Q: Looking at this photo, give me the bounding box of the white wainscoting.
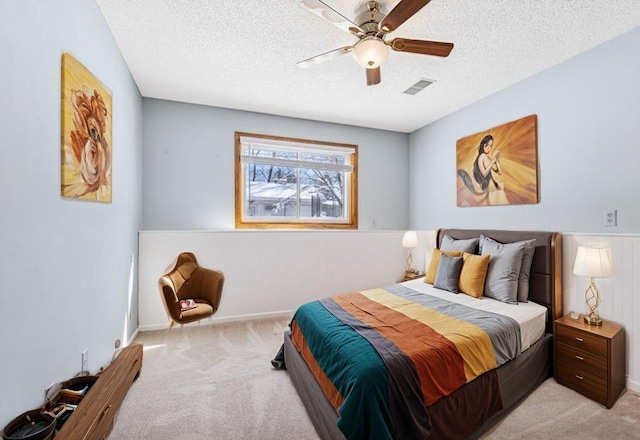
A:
[563,233,640,393]
[138,230,407,331]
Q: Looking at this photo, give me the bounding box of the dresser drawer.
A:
[556,342,607,379]
[556,325,607,357]
[557,361,607,402]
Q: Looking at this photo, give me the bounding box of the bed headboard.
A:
[437,229,563,334]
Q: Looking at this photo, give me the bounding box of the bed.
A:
[278,229,563,440]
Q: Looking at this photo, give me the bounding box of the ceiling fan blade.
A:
[390,38,454,57]
[300,0,365,36]
[297,46,353,68]
[366,67,381,86]
[380,0,431,33]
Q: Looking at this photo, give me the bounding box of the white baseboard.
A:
[627,377,640,394]
[137,310,295,332]
[209,310,295,324]
[125,328,139,346]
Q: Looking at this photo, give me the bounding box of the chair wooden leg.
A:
[168,320,175,329]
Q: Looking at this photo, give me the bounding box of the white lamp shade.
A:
[573,246,613,278]
[402,231,418,249]
[353,37,389,68]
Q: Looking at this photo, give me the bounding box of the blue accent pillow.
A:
[434,254,463,293]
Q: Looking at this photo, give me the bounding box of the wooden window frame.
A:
[235,132,358,229]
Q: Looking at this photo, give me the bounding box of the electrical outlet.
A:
[603,209,617,227]
[81,349,89,372]
[371,218,377,229]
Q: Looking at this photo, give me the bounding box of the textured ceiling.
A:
[96,0,640,133]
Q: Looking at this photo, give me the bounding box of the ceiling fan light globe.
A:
[353,37,388,69]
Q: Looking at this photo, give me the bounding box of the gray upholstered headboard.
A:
[437,229,563,334]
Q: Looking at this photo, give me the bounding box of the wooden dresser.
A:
[55,343,143,439]
[554,315,625,408]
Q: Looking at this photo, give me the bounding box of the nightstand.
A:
[401,272,424,282]
[554,314,626,408]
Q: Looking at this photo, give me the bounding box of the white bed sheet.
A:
[401,278,547,352]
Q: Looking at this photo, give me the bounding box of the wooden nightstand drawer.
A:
[556,325,607,357]
[554,315,626,408]
[557,361,607,402]
[556,342,607,379]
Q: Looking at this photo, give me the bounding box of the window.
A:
[235,132,358,229]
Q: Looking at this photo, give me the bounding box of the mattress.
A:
[401,278,547,351]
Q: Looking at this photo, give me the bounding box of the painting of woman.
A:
[456,115,538,207]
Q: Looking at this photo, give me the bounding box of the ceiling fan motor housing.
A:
[356,1,386,34]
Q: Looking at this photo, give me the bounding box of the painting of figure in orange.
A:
[61,53,112,202]
[456,115,538,207]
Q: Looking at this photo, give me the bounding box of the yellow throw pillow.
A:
[458,252,490,298]
[425,249,464,284]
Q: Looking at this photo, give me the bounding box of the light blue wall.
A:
[409,28,640,233]
[142,99,410,230]
[1,0,635,429]
[0,0,143,427]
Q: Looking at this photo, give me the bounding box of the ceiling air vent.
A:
[403,78,435,95]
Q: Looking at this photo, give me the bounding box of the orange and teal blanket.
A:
[290,284,521,440]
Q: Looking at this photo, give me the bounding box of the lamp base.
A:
[583,313,603,326]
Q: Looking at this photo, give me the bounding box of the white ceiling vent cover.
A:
[403,78,435,95]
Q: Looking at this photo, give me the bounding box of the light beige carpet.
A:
[109,318,640,439]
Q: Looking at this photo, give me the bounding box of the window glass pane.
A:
[246,163,296,183]
[300,168,345,219]
[236,132,357,229]
[245,166,298,218]
[247,148,296,160]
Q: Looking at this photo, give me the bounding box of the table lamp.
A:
[402,231,418,275]
[572,245,613,326]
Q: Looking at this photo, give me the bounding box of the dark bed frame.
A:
[283,229,563,439]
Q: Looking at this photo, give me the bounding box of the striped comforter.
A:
[290,284,522,440]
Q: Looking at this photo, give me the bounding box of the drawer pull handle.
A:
[575,355,584,361]
[575,375,584,380]
[575,337,584,342]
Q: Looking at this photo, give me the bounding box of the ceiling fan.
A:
[297,0,454,86]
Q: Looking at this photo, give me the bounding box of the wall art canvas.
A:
[61,53,112,202]
[456,114,538,207]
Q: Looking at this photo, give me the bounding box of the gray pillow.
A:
[481,236,535,302]
[516,239,535,302]
[440,235,478,254]
[434,254,463,293]
[480,238,526,304]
